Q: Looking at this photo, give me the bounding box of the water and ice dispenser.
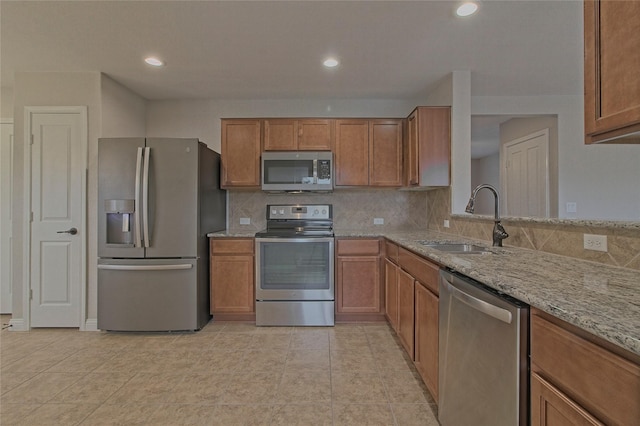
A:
[105,199,135,246]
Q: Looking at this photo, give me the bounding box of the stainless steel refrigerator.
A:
[97,138,226,331]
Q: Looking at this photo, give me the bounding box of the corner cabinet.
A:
[405,107,450,187]
[210,238,255,321]
[530,308,640,426]
[335,119,403,187]
[584,0,640,144]
[335,238,384,322]
[263,119,333,151]
[220,119,262,188]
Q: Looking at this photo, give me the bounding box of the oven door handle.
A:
[255,237,335,243]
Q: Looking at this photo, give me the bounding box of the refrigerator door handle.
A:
[142,147,151,248]
[134,147,143,248]
[98,264,193,271]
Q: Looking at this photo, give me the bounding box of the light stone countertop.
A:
[209,230,640,356]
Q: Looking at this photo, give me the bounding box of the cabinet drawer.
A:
[337,238,380,256]
[384,240,399,263]
[398,248,439,295]
[531,312,640,426]
[211,238,254,255]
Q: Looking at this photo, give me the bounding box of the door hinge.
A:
[30,211,34,222]
[30,134,34,145]
[29,289,33,300]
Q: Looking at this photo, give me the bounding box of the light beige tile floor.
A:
[0,315,439,425]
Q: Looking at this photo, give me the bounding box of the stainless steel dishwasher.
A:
[438,269,529,426]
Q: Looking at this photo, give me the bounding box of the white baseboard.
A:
[84,318,98,331]
[8,318,26,331]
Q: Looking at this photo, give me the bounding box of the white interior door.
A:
[502,129,550,217]
[1,120,14,313]
[29,109,86,327]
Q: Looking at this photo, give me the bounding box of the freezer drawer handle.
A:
[97,264,193,271]
[444,279,512,324]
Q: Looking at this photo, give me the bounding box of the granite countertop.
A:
[209,230,640,356]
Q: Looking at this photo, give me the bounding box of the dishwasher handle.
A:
[443,277,513,324]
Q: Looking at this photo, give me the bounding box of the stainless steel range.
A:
[255,204,334,326]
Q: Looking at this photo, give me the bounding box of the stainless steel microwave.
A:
[262,151,333,192]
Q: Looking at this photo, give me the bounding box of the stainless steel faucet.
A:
[465,184,509,247]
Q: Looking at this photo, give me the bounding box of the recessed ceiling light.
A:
[144,57,164,67]
[323,58,339,68]
[456,2,478,17]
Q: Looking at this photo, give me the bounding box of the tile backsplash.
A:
[226,187,640,271]
[228,189,429,233]
[427,187,640,271]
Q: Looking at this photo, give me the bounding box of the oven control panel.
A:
[267,204,332,220]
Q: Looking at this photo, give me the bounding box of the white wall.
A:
[1,87,14,118]
[439,71,472,215]
[470,95,640,221]
[146,98,426,153]
[100,75,147,138]
[471,154,500,216]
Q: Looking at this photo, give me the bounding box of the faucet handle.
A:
[495,222,508,238]
[492,221,509,247]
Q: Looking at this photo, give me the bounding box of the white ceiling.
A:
[1,0,583,101]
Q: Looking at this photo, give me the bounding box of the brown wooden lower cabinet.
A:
[530,309,640,426]
[335,238,384,321]
[209,238,255,320]
[384,240,440,401]
[384,258,399,331]
[397,268,415,359]
[531,372,603,426]
[414,281,438,401]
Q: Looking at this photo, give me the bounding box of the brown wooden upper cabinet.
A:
[221,119,262,188]
[405,107,451,187]
[584,0,640,144]
[263,119,333,151]
[334,119,403,187]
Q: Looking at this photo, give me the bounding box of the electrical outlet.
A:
[373,218,384,225]
[583,234,607,252]
[444,220,450,228]
[566,202,577,213]
[239,218,250,225]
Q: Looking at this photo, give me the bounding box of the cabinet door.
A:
[221,119,261,187]
[531,373,603,426]
[415,282,438,401]
[406,110,419,186]
[584,0,640,143]
[369,119,403,187]
[210,254,254,314]
[298,119,333,151]
[336,255,381,313]
[405,107,450,187]
[397,268,415,359]
[384,259,399,331]
[264,119,297,151]
[335,120,369,186]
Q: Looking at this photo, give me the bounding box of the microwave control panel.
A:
[317,160,331,180]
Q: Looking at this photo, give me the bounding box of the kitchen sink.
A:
[418,242,492,254]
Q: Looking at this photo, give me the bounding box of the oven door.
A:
[255,237,334,301]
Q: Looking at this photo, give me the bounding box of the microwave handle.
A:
[313,159,318,183]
